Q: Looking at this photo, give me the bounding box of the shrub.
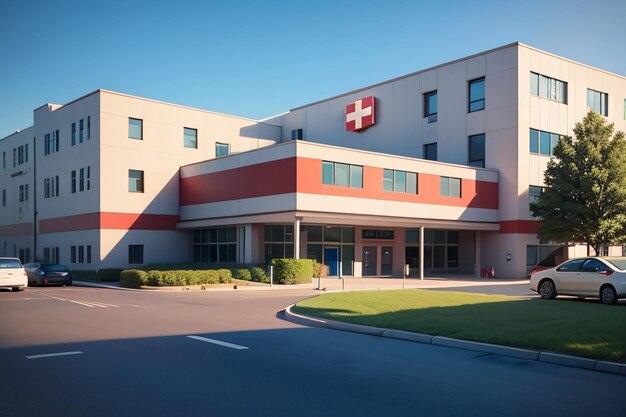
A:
[120,269,148,288]
[271,259,313,285]
[217,269,232,283]
[312,261,329,278]
[97,268,124,282]
[145,269,225,286]
[249,267,268,283]
[233,268,252,281]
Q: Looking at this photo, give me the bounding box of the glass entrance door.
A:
[381,247,393,275]
[362,246,377,276]
[324,247,339,276]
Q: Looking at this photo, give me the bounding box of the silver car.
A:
[530,257,626,305]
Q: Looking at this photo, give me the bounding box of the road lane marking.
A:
[26,351,83,360]
[186,335,249,350]
[35,292,118,308]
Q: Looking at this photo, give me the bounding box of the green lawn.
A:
[294,290,626,362]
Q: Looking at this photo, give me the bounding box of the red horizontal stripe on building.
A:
[499,220,540,234]
[180,158,298,206]
[180,157,498,210]
[0,222,33,237]
[38,212,178,234]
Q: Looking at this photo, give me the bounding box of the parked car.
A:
[530,257,626,305]
[0,257,27,291]
[24,263,72,287]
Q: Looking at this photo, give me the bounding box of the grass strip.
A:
[294,289,626,362]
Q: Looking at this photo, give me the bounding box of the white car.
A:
[530,257,626,305]
[0,257,27,292]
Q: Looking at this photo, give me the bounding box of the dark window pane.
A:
[424,143,437,161]
[530,129,539,153]
[342,227,355,243]
[303,226,323,242]
[322,162,334,185]
[324,227,342,242]
[540,131,550,155]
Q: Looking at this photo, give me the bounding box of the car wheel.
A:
[600,285,617,305]
[12,287,24,292]
[539,279,557,299]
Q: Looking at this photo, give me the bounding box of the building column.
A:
[419,226,425,280]
[294,217,302,259]
[474,230,482,278]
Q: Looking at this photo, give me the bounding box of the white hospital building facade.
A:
[1,42,625,278]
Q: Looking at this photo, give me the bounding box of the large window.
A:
[215,142,230,157]
[128,169,144,193]
[44,175,59,198]
[192,227,237,262]
[264,225,294,262]
[424,143,437,161]
[468,133,485,168]
[291,129,303,140]
[44,132,58,155]
[468,78,485,112]
[530,72,567,104]
[529,128,561,156]
[383,169,417,194]
[587,89,608,116]
[129,118,143,140]
[440,176,461,198]
[302,225,355,276]
[128,245,144,264]
[424,91,437,122]
[321,161,363,188]
[184,127,197,148]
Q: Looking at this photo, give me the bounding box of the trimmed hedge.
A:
[97,268,123,282]
[119,269,233,288]
[120,270,148,288]
[271,258,313,285]
[233,269,252,281]
[249,267,268,283]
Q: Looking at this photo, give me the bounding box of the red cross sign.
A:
[345,96,375,132]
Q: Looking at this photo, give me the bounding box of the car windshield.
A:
[41,264,69,272]
[603,258,626,271]
[0,259,22,268]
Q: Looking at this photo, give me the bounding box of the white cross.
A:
[346,99,372,130]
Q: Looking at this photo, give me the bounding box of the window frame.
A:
[128,244,144,264]
[128,169,144,193]
[128,117,143,140]
[321,161,363,189]
[468,133,485,168]
[424,143,437,161]
[468,77,485,113]
[215,142,230,157]
[424,90,438,122]
[183,127,197,149]
[440,176,462,198]
[587,89,608,116]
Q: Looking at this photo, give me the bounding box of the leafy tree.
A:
[531,111,626,255]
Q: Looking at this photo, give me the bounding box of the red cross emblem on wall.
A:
[345,96,375,132]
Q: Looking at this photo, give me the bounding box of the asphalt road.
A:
[0,285,624,417]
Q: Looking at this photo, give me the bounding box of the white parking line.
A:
[186,335,249,350]
[26,351,83,360]
[67,299,96,308]
[36,292,118,308]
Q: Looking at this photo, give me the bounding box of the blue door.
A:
[324,247,339,276]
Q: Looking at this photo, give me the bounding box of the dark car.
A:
[24,263,72,286]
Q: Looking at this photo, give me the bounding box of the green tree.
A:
[531,111,626,255]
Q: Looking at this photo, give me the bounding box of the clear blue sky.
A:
[1,0,625,138]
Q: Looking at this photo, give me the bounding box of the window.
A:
[581,259,610,273]
[192,227,237,262]
[78,246,84,263]
[13,148,16,167]
[321,161,363,188]
[129,118,143,140]
[79,168,85,192]
[468,78,485,112]
[44,176,59,198]
[291,129,303,140]
[530,128,562,156]
[129,245,144,264]
[2,189,5,206]
[424,143,437,161]
[184,127,197,148]
[2,151,5,168]
[19,184,29,202]
[530,72,567,104]
[86,245,92,263]
[215,142,229,157]
[86,167,90,190]
[71,170,76,193]
[587,89,608,116]
[79,119,84,143]
[263,225,293,262]
[440,176,461,198]
[383,169,417,194]
[53,130,58,153]
[424,91,437,122]
[556,258,586,272]
[87,116,91,139]
[468,133,485,168]
[362,230,394,240]
[128,169,144,192]
[529,185,544,214]
[71,246,76,263]
[72,122,76,146]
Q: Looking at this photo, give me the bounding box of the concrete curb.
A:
[72,281,141,291]
[284,304,626,377]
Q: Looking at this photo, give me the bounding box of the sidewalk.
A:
[73,275,529,292]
